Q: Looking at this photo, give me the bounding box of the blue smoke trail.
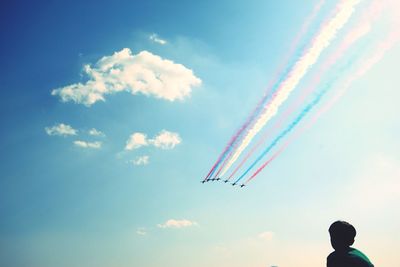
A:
[233,56,357,184]
[207,20,322,180]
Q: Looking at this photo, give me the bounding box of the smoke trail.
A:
[205,57,294,180]
[246,28,400,184]
[205,74,286,181]
[234,71,344,184]
[227,0,383,180]
[311,30,400,130]
[220,0,362,177]
[235,48,363,184]
[214,0,326,180]
[203,131,243,180]
[204,0,326,180]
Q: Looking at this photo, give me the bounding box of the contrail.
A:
[246,28,400,183]
[227,0,383,180]
[219,0,362,177]
[204,0,326,181]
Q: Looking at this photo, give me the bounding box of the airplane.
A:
[240,184,246,188]
[216,178,221,181]
[201,180,206,184]
[232,182,237,186]
[224,180,229,183]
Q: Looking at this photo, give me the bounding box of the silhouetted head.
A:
[329,221,356,251]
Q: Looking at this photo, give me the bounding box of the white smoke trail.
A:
[246,26,400,184]
[220,0,362,176]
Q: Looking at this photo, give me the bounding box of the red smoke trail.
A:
[203,132,241,180]
[246,28,400,184]
[228,0,385,180]
[220,0,362,178]
[228,5,383,180]
[212,0,326,179]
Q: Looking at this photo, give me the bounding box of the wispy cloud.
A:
[157,219,197,229]
[125,133,149,150]
[88,128,105,137]
[130,155,150,166]
[73,140,102,149]
[258,231,274,241]
[52,48,201,106]
[149,130,181,149]
[125,130,181,151]
[136,227,147,235]
[149,33,167,45]
[45,123,77,136]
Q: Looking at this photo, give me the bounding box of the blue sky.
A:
[1,0,400,266]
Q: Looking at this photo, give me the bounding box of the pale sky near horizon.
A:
[1,0,399,266]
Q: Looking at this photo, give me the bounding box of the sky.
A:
[0,0,399,266]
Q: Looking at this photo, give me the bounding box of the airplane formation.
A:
[201,178,246,188]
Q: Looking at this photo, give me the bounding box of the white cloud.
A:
[125,133,148,150]
[52,48,201,106]
[45,123,78,136]
[136,228,147,236]
[88,128,105,137]
[149,33,167,45]
[130,155,150,166]
[124,130,181,151]
[149,130,181,149]
[157,219,197,229]
[73,140,102,149]
[258,231,274,241]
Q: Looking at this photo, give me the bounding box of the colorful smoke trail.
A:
[219,0,361,177]
[204,0,399,187]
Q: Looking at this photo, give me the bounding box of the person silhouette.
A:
[327,221,374,267]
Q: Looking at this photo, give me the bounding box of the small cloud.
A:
[149,130,181,150]
[51,48,201,106]
[88,128,105,137]
[45,123,77,136]
[136,227,147,236]
[130,155,150,166]
[124,130,181,151]
[125,132,149,150]
[149,33,167,45]
[74,140,102,149]
[258,231,274,241]
[157,219,197,229]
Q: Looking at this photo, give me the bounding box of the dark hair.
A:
[329,221,356,249]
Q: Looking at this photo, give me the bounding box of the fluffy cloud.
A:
[130,155,150,166]
[125,133,148,150]
[73,140,102,149]
[51,48,201,106]
[45,123,78,136]
[258,231,274,241]
[88,128,105,136]
[157,219,197,229]
[125,130,181,151]
[150,130,181,149]
[149,33,167,45]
